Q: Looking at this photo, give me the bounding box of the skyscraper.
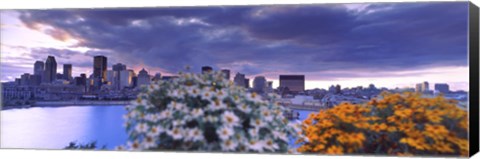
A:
[202,66,213,74]
[112,63,126,90]
[234,72,246,87]
[137,68,151,87]
[112,63,127,71]
[63,64,72,80]
[279,75,305,93]
[34,61,44,76]
[93,56,108,81]
[221,69,230,80]
[119,70,132,89]
[253,76,267,94]
[44,56,57,83]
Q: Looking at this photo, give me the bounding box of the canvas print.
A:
[0,1,473,157]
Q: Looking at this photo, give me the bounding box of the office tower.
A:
[30,75,42,86]
[119,70,133,89]
[279,75,305,93]
[202,66,213,73]
[63,64,72,80]
[234,72,246,87]
[137,68,151,86]
[44,56,57,83]
[56,73,63,80]
[112,63,126,90]
[106,70,116,85]
[335,84,342,94]
[20,73,31,85]
[422,81,429,92]
[34,61,44,76]
[221,69,230,80]
[434,83,450,93]
[253,76,267,94]
[93,56,107,81]
[245,78,250,88]
[112,63,126,71]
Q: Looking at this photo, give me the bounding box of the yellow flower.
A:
[370,123,387,132]
[326,145,343,155]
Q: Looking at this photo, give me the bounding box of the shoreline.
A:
[1,100,130,111]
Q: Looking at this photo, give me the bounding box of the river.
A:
[0,106,315,150]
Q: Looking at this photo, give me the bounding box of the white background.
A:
[0,0,479,159]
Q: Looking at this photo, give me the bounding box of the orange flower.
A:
[326,145,343,155]
[370,123,387,132]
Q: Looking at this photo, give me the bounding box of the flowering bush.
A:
[298,92,469,157]
[117,70,303,153]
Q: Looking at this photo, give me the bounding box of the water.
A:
[1,106,316,150]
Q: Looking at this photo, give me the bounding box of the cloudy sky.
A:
[0,2,470,90]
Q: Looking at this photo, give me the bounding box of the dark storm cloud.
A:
[15,2,469,78]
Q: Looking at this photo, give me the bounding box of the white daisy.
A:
[248,127,259,138]
[200,88,214,101]
[135,123,149,133]
[221,139,238,151]
[159,110,172,119]
[147,125,164,137]
[203,115,218,123]
[260,108,273,122]
[186,127,204,142]
[145,113,160,123]
[238,104,252,114]
[263,139,279,151]
[167,127,184,140]
[168,89,184,99]
[247,140,264,152]
[272,131,288,142]
[251,118,266,128]
[288,121,303,133]
[215,89,228,100]
[222,111,240,127]
[142,135,157,149]
[172,119,185,127]
[187,87,201,97]
[216,126,234,141]
[190,108,204,118]
[246,92,263,103]
[208,99,227,111]
[167,101,185,111]
[127,140,141,151]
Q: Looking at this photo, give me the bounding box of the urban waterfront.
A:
[0,105,314,149]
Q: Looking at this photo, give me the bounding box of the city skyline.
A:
[1,2,469,91]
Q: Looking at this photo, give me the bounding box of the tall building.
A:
[279,75,305,93]
[422,81,429,92]
[152,73,162,82]
[93,56,107,81]
[415,81,430,93]
[253,76,267,94]
[44,56,57,83]
[245,78,250,88]
[119,70,133,89]
[63,64,72,80]
[221,69,230,80]
[106,70,117,85]
[112,63,127,71]
[202,66,213,74]
[234,73,246,87]
[434,83,450,93]
[20,73,31,85]
[112,63,127,90]
[34,61,44,76]
[137,68,151,87]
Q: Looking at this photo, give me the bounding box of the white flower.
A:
[187,87,201,97]
[186,127,204,142]
[260,108,274,122]
[248,127,259,138]
[159,110,172,119]
[221,139,238,151]
[222,111,240,127]
[216,126,234,141]
[142,135,157,149]
[215,89,228,100]
[238,104,251,114]
[167,127,184,140]
[263,139,279,151]
[208,99,227,111]
[147,125,164,137]
[172,119,185,127]
[190,108,204,118]
[288,121,303,133]
[168,90,184,99]
[246,92,263,103]
[201,88,214,101]
[167,101,185,111]
[250,118,266,128]
[204,115,218,123]
[145,113,160,123]
[127,140,141,151]
[135,123,149,133]
[272,131,288,142]
[247,140,264,152]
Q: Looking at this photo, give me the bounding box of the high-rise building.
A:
[279,75,305,93]
[245,78,250,88]
[422,81,429,92]
[221,69,230,80]
[93,56,107,81]
[112,63,127,90]
[112,63,127,71]
[20,73,31,85]
[202,66,213,74]
[119,70,133,89]
[137,68,151,87]
[415,81,430,93]
[253,76,267,94]
[434,83,450,93]
[30,75,42,86]
[63,64,72,80]
[106,70,117,85]
[34,61,44,76]
[44,56,57,83]
[234,73,246,87]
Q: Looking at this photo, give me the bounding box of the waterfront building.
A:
[233,73,246,87]
[112,63,126,71]
[119,70,133,89]
[93,56,107,89]
[34,61,44,76]
[137,68,151,87]
[20,73,31,86]
[63,64,72,80]
[30,75,42,86]
[201,66,213,74]
[43,56,57,83]
[434,83,450,93]
[279,75,305,93]
[221,69,230,80]
[415,81,430,93]
[253,76,267,94]
[112,63,126,90]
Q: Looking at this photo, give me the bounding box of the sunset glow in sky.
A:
[0,2,469,90]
